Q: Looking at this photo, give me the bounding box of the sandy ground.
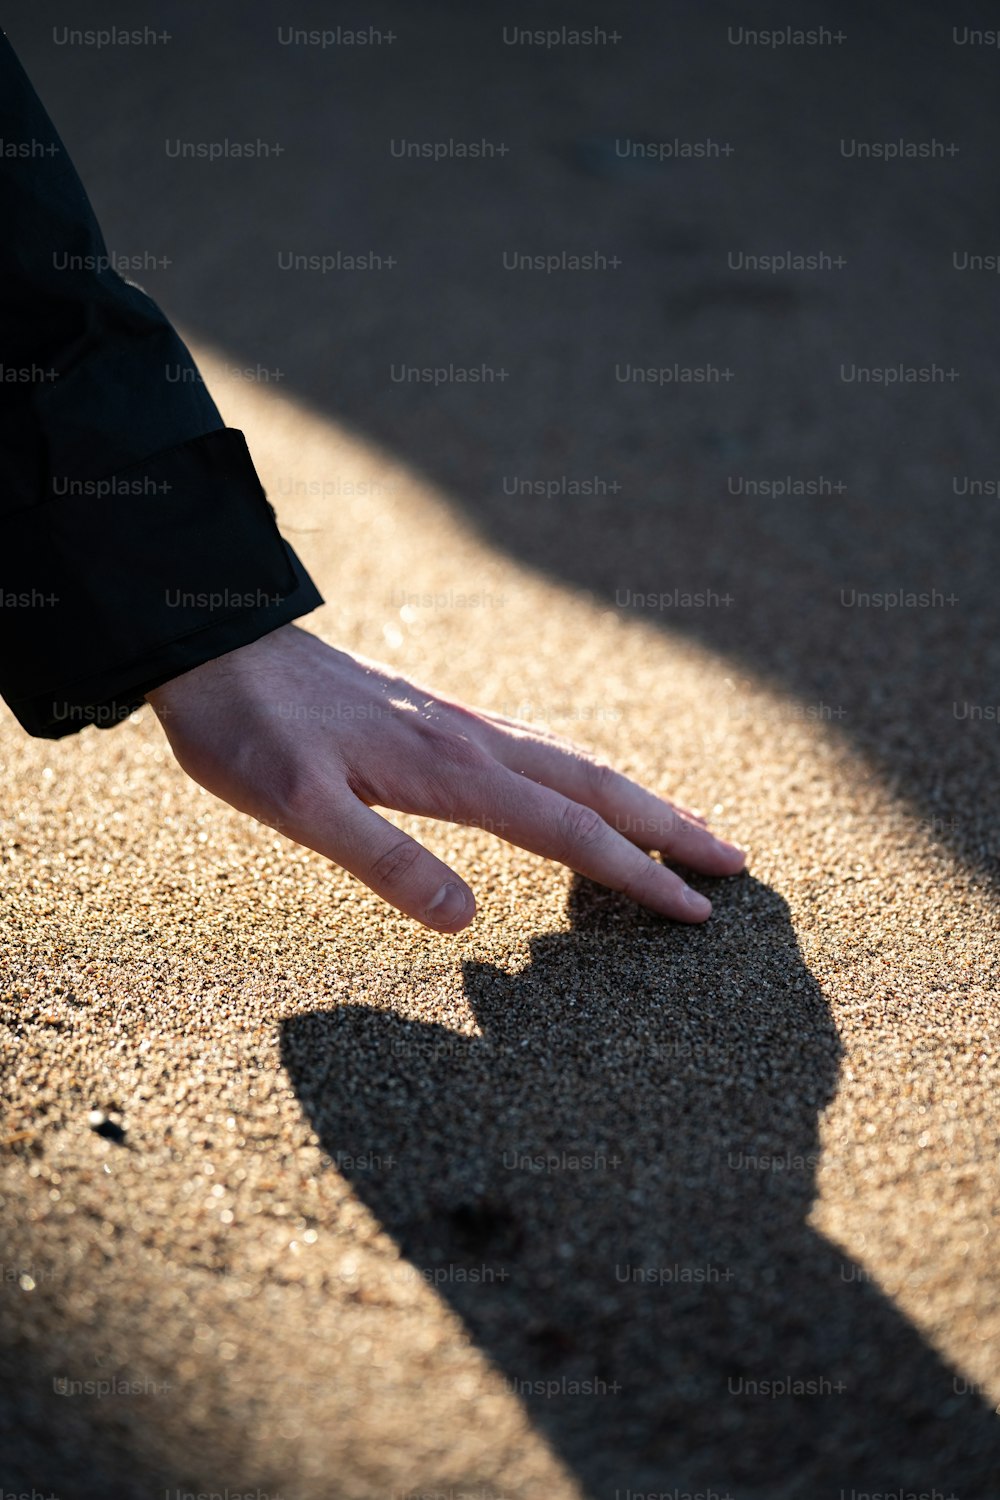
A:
[2,2,1000,1497]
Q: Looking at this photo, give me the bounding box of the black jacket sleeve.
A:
[0,32,324,738]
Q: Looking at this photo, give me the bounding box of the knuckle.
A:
[558,800,608,852]
[414,722,489,775]
[582,757,620,799]
[370,836,423,889]
[267,758,332,829]
[350,724,490,814]
[621,861,659,907]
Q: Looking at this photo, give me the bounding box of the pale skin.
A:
[145,623,746,933]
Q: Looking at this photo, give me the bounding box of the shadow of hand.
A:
[282,876,998,1498]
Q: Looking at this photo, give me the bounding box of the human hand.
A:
[145,624,746,933]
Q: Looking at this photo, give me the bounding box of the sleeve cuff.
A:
[0,427,325,738]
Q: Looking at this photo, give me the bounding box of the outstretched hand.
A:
[146,624,746,933]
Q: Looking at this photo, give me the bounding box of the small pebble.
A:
[87,1110,126,1144]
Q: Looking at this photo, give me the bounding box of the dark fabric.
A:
[0,31,324,738]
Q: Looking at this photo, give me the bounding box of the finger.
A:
[459,768,717,923]
[290,792,476,934]
[474,711,703,828]
[483,732,744,875]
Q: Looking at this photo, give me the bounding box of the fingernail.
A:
[712,834,746,860]
[426,882,471,927]
[683,886,712,918]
